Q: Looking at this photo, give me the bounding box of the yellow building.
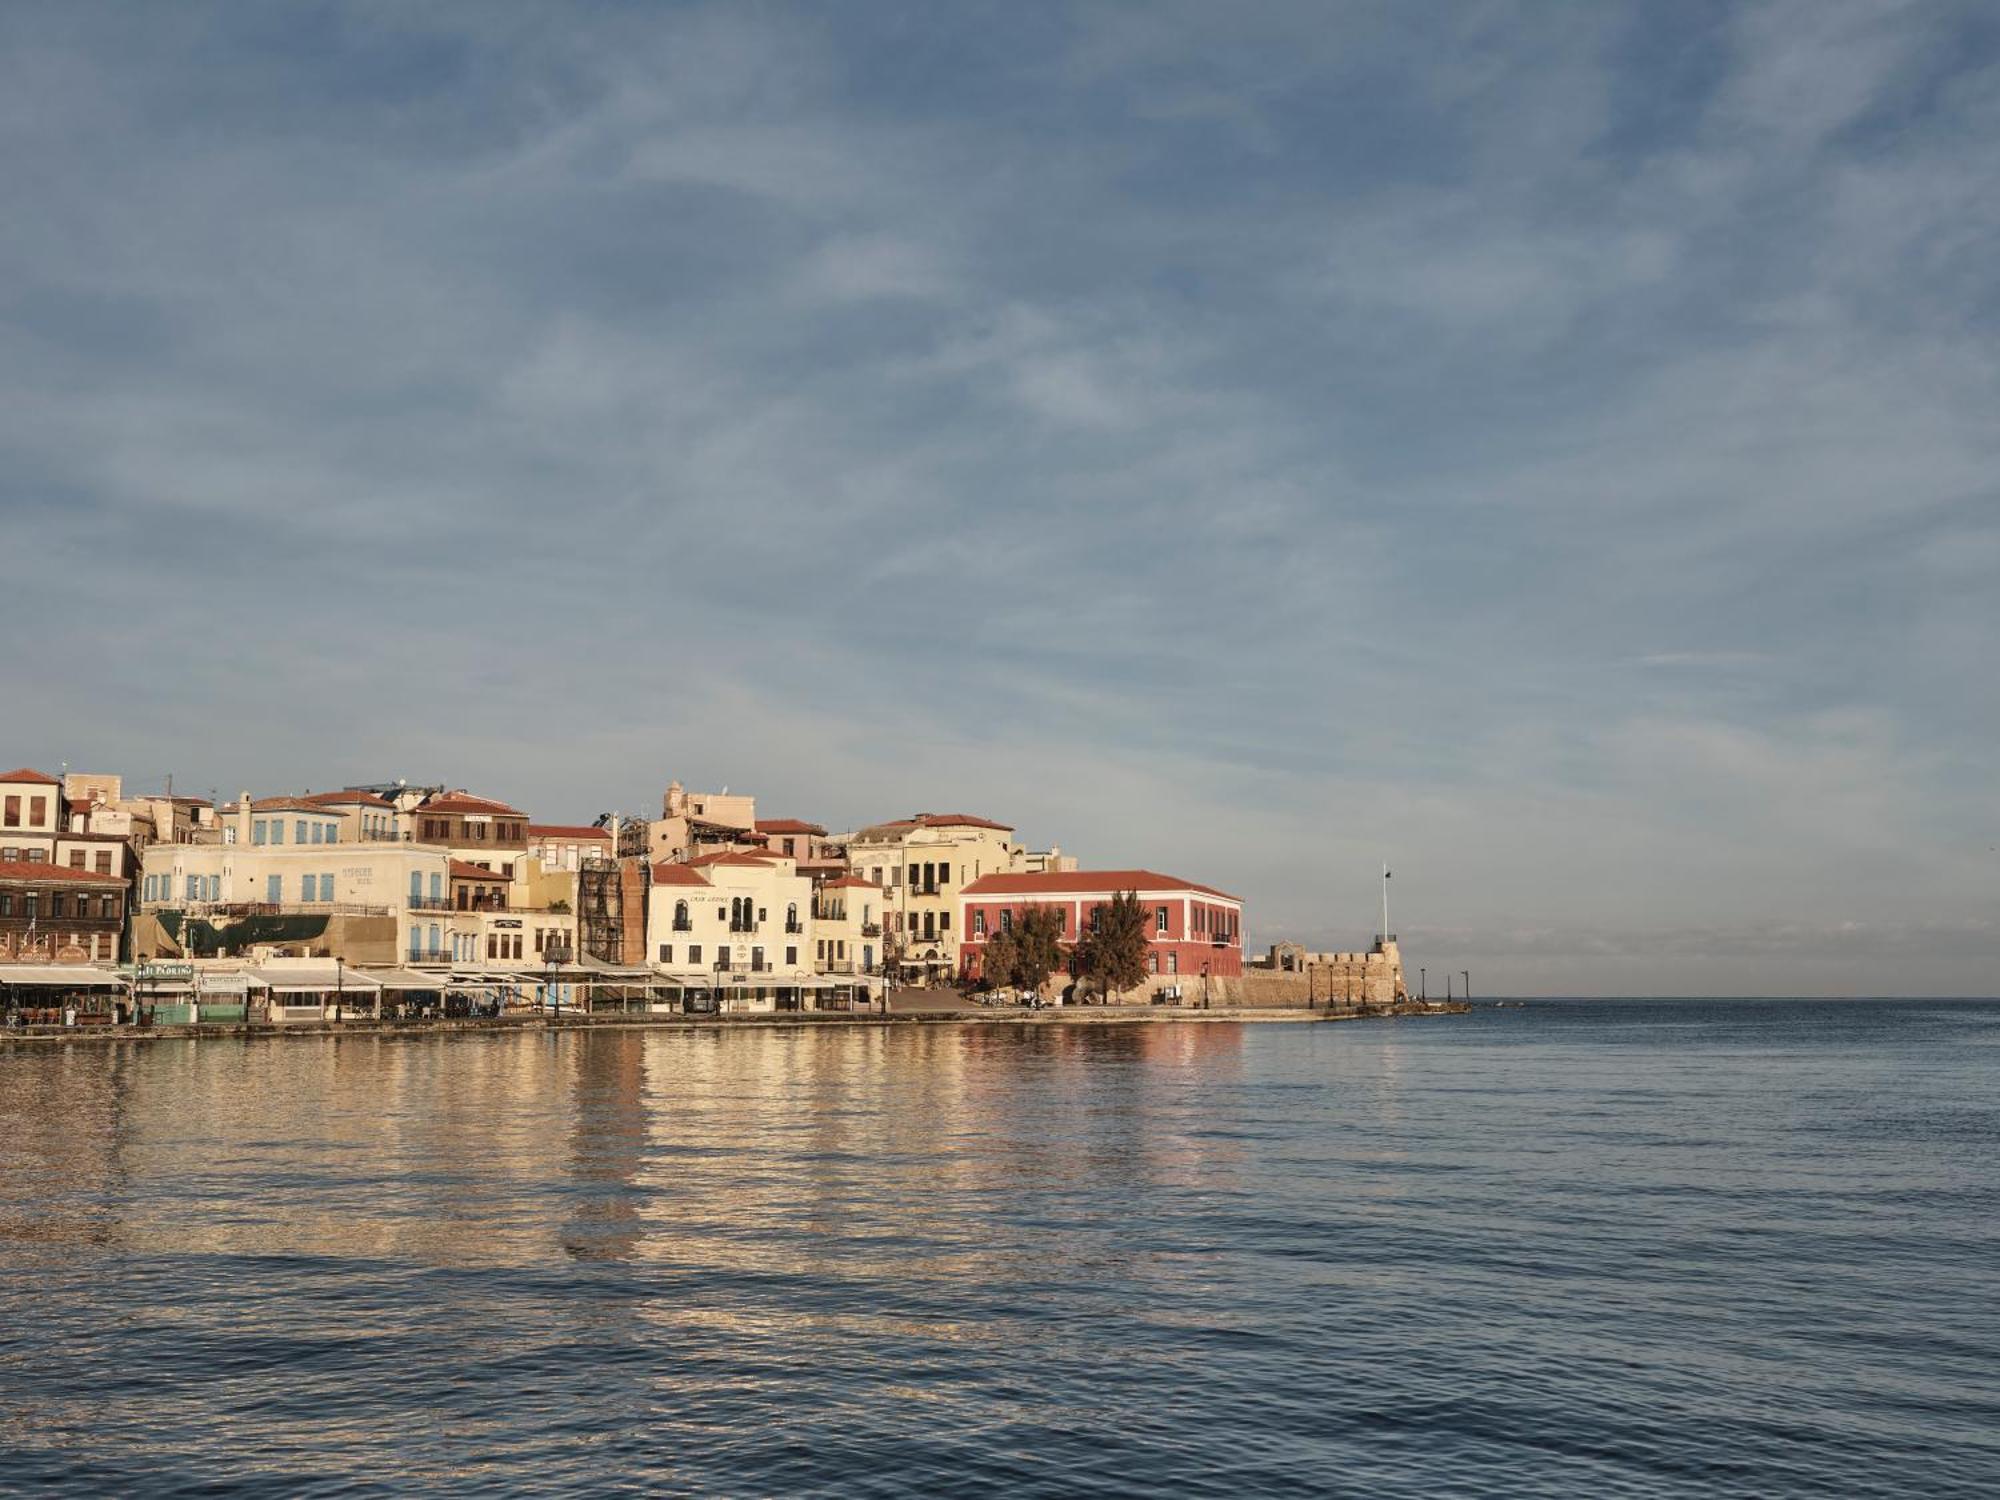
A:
[846,813,1021,978]
[646,851,817,1010]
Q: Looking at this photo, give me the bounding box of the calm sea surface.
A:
[1,1000,1997,1498]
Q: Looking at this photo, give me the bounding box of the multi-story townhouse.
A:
[0,860,127,964]
[300,789,401,843]
[408,791,531,875]
[958,869,1245,999]
[527,824,611,872]
[136,804,452,966]
[847,813,1020,978]
[646,851,817,1009]
[811,875,883,983]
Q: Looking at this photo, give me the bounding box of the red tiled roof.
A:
[448,860,509,882]
[0,860,126,885]
[421,792,525,816]
[651,863,711,887]
[303,789,394,808]
[820,875,878,890]
[0,768,61,786]
[686,850,780,869]
[529,824,611,841]
[960,869,1241,903]
[914,812,1013,831]
[755,818,827,836]
[250,796,340,813]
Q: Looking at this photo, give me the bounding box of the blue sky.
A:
[3,2,1996,993]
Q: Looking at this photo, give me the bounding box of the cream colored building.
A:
[646,779,757,864]
[646,850,817,1010]
[812,874,884,984]
[138,813,452,963]
[846,813,1022,977]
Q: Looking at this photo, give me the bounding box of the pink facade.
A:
[957,869,1244,987]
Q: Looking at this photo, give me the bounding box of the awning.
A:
[196,972,253,996]
[364,968,449,992]
[247,967,384,994]
[0,965,130,988]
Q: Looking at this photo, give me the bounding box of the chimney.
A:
[238,790,253,846]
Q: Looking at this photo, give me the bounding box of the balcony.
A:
[671,920,693,933]
[407,896,452,911]
[861,923,881,938]
[784,921,803,934]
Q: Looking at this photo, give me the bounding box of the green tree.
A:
[979,905,1068,995]
[1073,890,1150,1002]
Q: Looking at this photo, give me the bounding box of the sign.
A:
[137,962,194,981]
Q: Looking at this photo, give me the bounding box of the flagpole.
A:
[1380,862,1389,946]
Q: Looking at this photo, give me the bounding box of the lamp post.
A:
[545,941,571,1026]
[335,955,344,1025]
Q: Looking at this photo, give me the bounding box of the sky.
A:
[2,1,1996,995]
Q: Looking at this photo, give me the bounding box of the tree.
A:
[1073,890,1150,1003]
[978,906,1068,995]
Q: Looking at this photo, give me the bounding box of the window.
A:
[1167,953,1178,973]
[999,909,1012,933]
[674,900,690,931]
[785,946,797,966]
[94,851,111,874]
[1156,907,1169,934]
[2,796,17,827]
[660,944,672,963]
[751,946,765,971]
[410,871,422,905]
[0,894,11,917]
[270,820,283,845]
[29,797,46,825]
[688,944,702,965]
[973,911,986,938]
[1149,953,1159,973]
[430,872,442,900]
[253,820,267,846]
[22,894,37,920]
[68,850,84,869]
[186,875,199,901]
[267,874,282,904]
[302,874,314,902]
[49,894,65,919]
[429,924,441,955]
[487,934,498,959]
[103,895,118,920]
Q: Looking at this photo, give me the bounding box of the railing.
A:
[407,896,452,911]
[672,920,693,932]
[784,921,803,934]
[861,923,881,938]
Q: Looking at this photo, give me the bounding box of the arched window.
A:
[675,899,690,931]
[786,902,798,932]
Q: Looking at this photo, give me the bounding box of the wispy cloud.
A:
[2,1,1995,993]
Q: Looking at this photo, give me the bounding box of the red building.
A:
[958,869,1244,990]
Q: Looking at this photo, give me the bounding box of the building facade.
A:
[0,859,127,963]
[847,813,1020,977]
[958,869,1245,996]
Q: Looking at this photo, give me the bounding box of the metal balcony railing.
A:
[408,896,452,911]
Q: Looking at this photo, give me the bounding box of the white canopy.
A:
[0,965,129,988]
[196,972,253,996]
[247,966,383,994]
[365,968,449,992]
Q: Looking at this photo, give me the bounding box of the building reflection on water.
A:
[0,1023,1265,1286]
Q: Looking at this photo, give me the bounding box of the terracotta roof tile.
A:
[960,869,1240,902]
[0,860,126,885]
[650,863,711,887]
[913,812,1013,831]
[447,860,509,881]
[421,792,526,816]
[0,768,61,786]
[755,818,827,836]
[528,824,611,841]
[303,789,394,808]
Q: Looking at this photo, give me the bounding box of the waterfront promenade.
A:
[0,996,1467,1046]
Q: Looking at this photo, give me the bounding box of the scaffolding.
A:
[578,856,625,965]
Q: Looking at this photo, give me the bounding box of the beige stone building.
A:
[646,850,817,1009]
[846,813,1022,978]
[646,779,757,864]
[811,874,884,983]
[137,804,453,964]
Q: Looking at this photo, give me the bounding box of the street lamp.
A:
[545,941,571,1025]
